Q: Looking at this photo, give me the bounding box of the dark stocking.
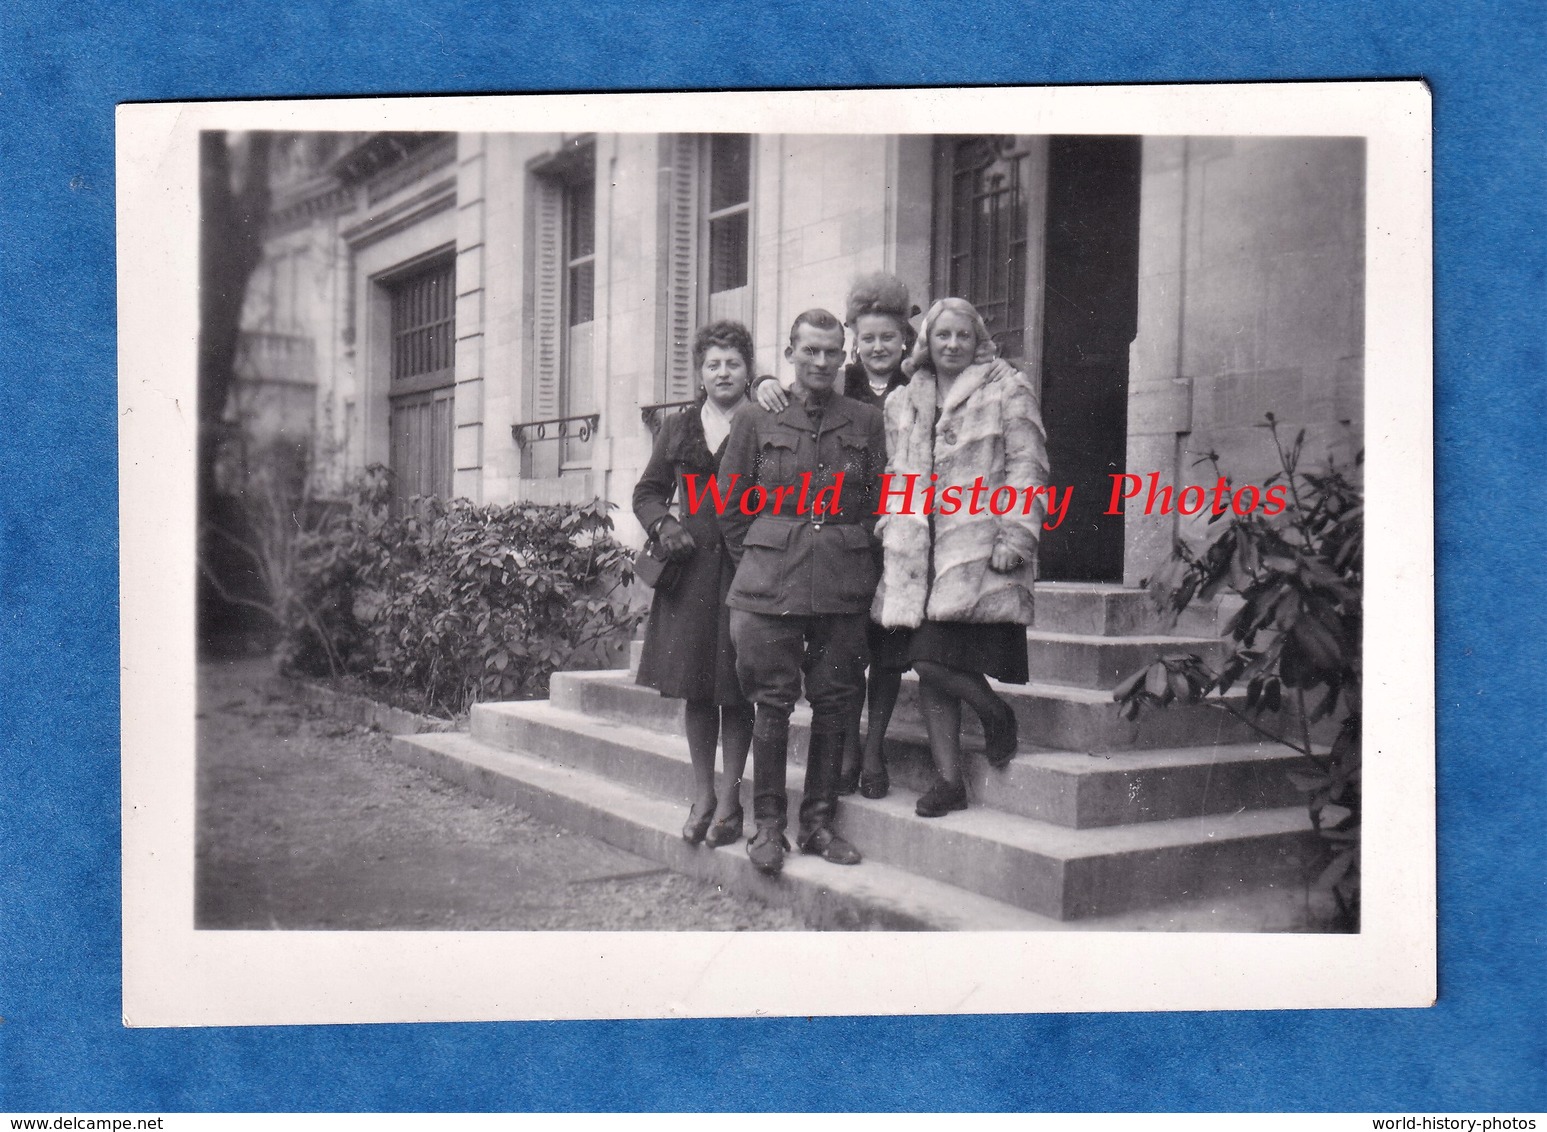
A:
[683,700,719,812]
[715,703,754,822]
[861,668,903,776]
[913,660,1011,738]
[914,667,964,787]
[839,687,865,781]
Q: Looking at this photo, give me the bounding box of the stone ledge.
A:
[279,675,461,736]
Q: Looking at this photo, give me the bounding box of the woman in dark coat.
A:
[754,273,918,799]
[633,320,757,847]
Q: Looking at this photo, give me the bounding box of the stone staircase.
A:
[390,582,1322,931]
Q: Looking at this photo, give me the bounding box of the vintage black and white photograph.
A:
[119,86,1434,1024]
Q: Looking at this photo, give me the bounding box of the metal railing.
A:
[639,399,697,435]
[510,412,600,448]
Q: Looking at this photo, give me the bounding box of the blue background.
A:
[1,0,1543,1112]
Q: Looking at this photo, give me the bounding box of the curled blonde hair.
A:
[902,297,999,378]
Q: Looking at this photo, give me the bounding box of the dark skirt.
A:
[903,619,1029,685]
[868,621,914,673]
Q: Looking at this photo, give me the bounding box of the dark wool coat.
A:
[842,360,909,410]
[872,358,1051,628]
[632,409,746,705]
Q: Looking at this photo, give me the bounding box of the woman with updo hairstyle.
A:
[753,273,918,797]
[633,319,757,846]
[837,271,918,409]
[871,297,1051,817]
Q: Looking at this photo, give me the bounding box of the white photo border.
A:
[120,82,1434,1026]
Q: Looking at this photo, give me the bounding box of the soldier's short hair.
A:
[788,308,843,347]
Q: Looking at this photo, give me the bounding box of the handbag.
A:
[633,535,683,592]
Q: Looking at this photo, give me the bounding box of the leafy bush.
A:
[1114,416,1362,931]
[203,454,645,716]
[355,489,644,715]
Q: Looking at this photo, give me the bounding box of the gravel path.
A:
[196,657,807,931]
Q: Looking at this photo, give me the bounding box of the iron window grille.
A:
[937,135,1029,362]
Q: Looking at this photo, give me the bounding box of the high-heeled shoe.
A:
[704,807,744,848]
[982,700,1019,769]
[858,764,890,799]
[836,764,861,796]
[915,779,968,818]
[682,800,715,844]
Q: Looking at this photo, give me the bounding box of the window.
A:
[704,134,751,320]
[560,166,596,467]
[386,256,456,502]
[933,135,1030,362]
[566,176,596,327]
[528,141,597,475]
[659,134,754,402]
[390,259,455,388]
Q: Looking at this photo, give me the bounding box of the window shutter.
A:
[531,175,565,421]
[661,135,700,402]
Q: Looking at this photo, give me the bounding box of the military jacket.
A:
[717,389,886,617]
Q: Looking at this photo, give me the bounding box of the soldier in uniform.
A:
[717,309,887,876]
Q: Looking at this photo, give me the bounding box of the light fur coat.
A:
[871,358,1050,628]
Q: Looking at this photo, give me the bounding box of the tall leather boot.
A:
[747,705,791,876]
[797,717,862,865]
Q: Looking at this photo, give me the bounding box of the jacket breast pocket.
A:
[756,433,799,484]
[838,437,872,476]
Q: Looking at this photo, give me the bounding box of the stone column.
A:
[453,133,487,502]
[1125,137,1193,586]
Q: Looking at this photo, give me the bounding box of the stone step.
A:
[507,673,1303,828]
[636,628,1223,691]
[560,666,1261,753]
[392,730,1312,932]
[391,729,1053,931]
[468,700,1319,920]
[1025,629,1225,689]
[1031,582,1228,637]
[890,671,1259,751]
[847,727,1306,829]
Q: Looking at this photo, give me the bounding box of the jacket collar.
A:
[844,361,908,401]
[777,388,859,434]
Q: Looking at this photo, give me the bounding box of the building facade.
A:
[230,129,1365,586]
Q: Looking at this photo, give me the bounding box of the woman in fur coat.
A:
[753,273,919,800]
[633,321,757,846]
[872,298,1051,817]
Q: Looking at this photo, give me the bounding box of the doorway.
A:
[1036,136,1142,583]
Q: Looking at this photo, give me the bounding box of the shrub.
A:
[353,490,644,715]
[206,448,646,716]
[1113,417,1362,931]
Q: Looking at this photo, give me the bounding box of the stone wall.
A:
[1125,136,1365,583]
[237,132,1366,580]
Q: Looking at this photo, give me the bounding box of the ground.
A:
[195,656,807,931]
